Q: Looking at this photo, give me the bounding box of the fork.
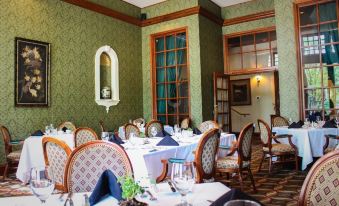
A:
[146,190,157,201]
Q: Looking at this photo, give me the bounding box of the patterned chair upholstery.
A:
[145,120,163,137]
[156,129,220,183]
[323,135,339,154]
[58,121,76,131]
[65,141,133,193]
[180,117,191,129]
[270,115,289,128]
[198,120,219,133]
[124,123,140,139]
[298,150,339,206]
[257,119,298,173]
[133,118,145,125]
[42,137,72,192]
[0,125,23,181]
[216,123,256,192]
[74,127,99,147]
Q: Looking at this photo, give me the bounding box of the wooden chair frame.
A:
[198,120,219,133]
[57,121,76,131]
[145,120,163,137]
[64,140,133,193]
[270,114,289,129]
[132,118,145,125]
[42,137,72,192]
[74,127,99,147]
[298,150,339,206]
[156,128,220,183]
[124,123,140,139]
[216,123,256,192]
[323,134,339,154]
[257,119,298,173]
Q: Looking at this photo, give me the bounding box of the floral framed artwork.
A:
[15,37,50,107]
[230,79,251,106]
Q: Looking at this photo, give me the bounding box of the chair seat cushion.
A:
[263,144,295,153]
[216,156,250,169]
[7,150,21,160]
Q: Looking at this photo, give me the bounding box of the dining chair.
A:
[156,128,220,183]
[132,118,145,125]
[270,114,289,128]
[298,150,339,206]
[145,120,163,137]
[257,119,298,173]
[42,137,72,192]
[64,140,133,193]
[0,125,23,181]
[124,123,140,139]
[180,117,191,129]
[198,120,219,133]
[323,134,339,154]
[74,127,99,147]
[215,123,256,192]
[58,121,76,131]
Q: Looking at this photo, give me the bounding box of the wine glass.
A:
[316,116,321,122]
[171,161,195,206]
[101,132,109,141]
[30,166,55,204]
[151,127,158,137]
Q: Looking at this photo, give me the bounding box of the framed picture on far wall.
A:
[230,79,251,106]
[15,37,50,107]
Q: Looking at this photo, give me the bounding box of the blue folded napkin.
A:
[31,130,44,136]
[62,126,67,132]
[89,170,122,206]
[193,128,201,135]
[109,134,124,145]
[323,120,337,128]
[156,135,179,146]
[210,188,262,206]
[288,122,302,129]
[155,130,171,137]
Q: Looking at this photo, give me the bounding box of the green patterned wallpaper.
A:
[222,0,274,19]
[141,15,203,126]
[89,0,140,18]
[199,16,224,121]
[222,17,276,35]
[0,0,142,164]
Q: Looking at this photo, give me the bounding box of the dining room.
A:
[0,0,338,206]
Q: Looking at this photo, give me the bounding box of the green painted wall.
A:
[0,0,142,164]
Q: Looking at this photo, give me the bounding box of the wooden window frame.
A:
[295,0,339,120]
[223,26,278,75]
[150,27,190,125]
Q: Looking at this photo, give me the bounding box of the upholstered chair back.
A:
[298,150,339,206]
[180,117,191,129]
[238,123,254,161]
[74,127,99,147]
[58,121,76,131]
[124,123,140,139]
[42,137,72,192]
[145,120,163,137]
[198,120,219,133]
[195,128,220,183]
[133,118,145,125]
[65,141,133,193]
[258,119,272,145]
[270,115,289,128]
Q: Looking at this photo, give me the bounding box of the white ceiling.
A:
[122,0,253,8]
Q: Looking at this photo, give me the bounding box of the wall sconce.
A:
[255,75,262,87]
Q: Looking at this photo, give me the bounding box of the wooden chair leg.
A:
[248,168,256,193]
[268,157,273,174]
[3,163,9,181]
[156,160,168,183]
[295,153,299,171]
[238,170,244,191]
[257,153,265,172]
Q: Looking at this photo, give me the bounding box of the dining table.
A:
[16,131,236,183]
[272,126,338,170]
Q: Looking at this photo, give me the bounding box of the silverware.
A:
[207,199,214,203]
[63,191,73,206]
[84,194,90,206]
[168,181,176,192]
[59,193,65,202]
[146,190,157,201]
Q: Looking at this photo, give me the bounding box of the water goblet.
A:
[151,127,158,137]
[30,166,55,204]
[101,132,110,141]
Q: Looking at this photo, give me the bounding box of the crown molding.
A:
[223,10,275,26]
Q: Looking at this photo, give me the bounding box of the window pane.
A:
[229,54,242,70]
[228,37,241,54]
[321,44,339,65]
[156,68,165,83]
[304,68,322,88]
[166,35,175,50]
[320,23,338,44]
[157,115,166,124]
[177,50,187,65]
[176,33,186,48]
[324,88,338,110]
[301,26,319,47]
[167,83,176,98]
[166,67,176,82]
[178,66,187,81]
[256,32,269,50]
[256,50,271,68]
[270,31,277,49]
[178,82,188,97]
[179,99,189,114]
[319,2,337,22]
[304,89,323,109]
[323,66,339,86]
[156,53,165,67]
[168,115,177,126]
[302,47,320,65]
[167,99,177,114]
[157,100,166,114]
[157,84,166,98]
[241,35,254,52]
[242,52,256,69]
[166,51,175,66]
[156,37,164,51]
[299,5,317,26]
[273,48,278,66]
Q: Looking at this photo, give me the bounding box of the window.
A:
[151,29,190,125]
[297,0,339,120]
[225,28,278,73]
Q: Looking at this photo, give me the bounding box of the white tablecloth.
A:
[272,127,338,170]
[16,134,74,183]
[0,182,230,206]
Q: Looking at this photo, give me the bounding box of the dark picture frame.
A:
[15,37,50,107]
[230,79,251,106]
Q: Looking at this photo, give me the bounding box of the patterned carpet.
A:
[0,139,308,205]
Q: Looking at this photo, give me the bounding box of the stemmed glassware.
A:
[171,161,195,206]
[151,127,158,137]
[30,166,55,204]
[101,132,110,141]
